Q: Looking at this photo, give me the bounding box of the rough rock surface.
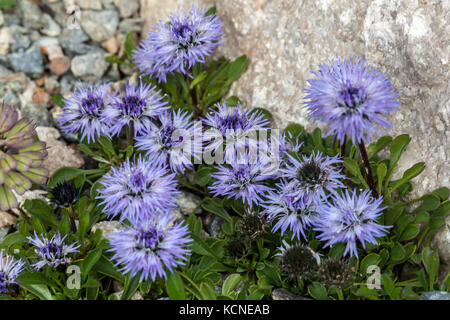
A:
[91,221,126,240]
[35,127,85,176]
[140,0,449,199]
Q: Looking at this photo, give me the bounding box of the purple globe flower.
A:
[314,189,390,257]
[104,82,169,137]
[282,151,345,206]
[263,180,318,241]
[133,6,224,82]
[108,213,192,282]
[304,57,400,143]
[135,110,202,173]
[27,231,80,270]
[202,102,271,159]
[209,152,274,208]
[96,156,179,223]
[58,83,114,143]
[0,252,25,294]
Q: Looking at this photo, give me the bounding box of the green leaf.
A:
[284,123,304,141]
[0,232,26,249]
[17,272,57,289]
[18,282,54,300]
[422,247,439,291]
[414,193,441,213]
[0,0,15,9]
[52,94,65,107]
[355,287,379,300]
[399,224,420,241]
[124,32,137,58]
[388,162,425,197]
[222,274,242,295]
[190,71,207,89]
[376,163,387,195]
[432,187,450,201]
[199,282,217,300]
[94,256,124,282]
[368,136,392,159]
[307,283,328,300]
[81,248,102,282]
[122,275,141,300]
[202,198,232,223]
[225,96,239,106]
[166,272,186,300]
[384,204,404,226]
[343,158,370,189]
[23,199,58,228]
[48,167,84,187]
[105,55,125,65]
[385,134,410,189]
[227,55,248,82]
[390,243,406,263]
[360,253,381,274]
[194,167,213,187]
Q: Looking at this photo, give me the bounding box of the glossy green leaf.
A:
[166,272,186,300]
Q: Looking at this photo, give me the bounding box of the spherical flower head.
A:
[0,252,25,294]
[108,213,192,282]
[58,83,114,143]
[276,240,320,280]
[314,189,390,258]
[133,5,224,82]
[27,231,80,270]
[304,57,400,144]
[317,257,355,289]
[263,180,319,241]
[135,110,202,174]
[105,82,169,136]
[282,151,345,206]
[48,180,80,207]
[209,152,274,208]
[202,102,271,158]
[96,156,180,223]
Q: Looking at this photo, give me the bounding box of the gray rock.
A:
[8,44,44,77]
[74,0,103,10]
[20,103,53,128]
[205,215,225,238]
[9,25,31,52]
[44,75,60,95]
[0,65,12,77]
[0,72,30,106]
[119,18,143,34]
[175,191,203,215]
[40,13,61,37]
[91,221,126,240]
[115,0,139,18]
[0,10,3,27]
[432,214,450,276]
[80,10,119,43]
[59,74,77,95]
[0,227,9,243]
[0,27,12,55]
[2,13,20,26]
[140,0,450,198]
[420,291,450,300]
[59,28,92,55]
[35,126,85,176]
[271,288,311,300]
[17,0,43,30]
[71,50,109,81]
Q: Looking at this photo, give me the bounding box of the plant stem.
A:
[67,206,77,233]
[358,140,378,198]
[341,135,347,157]
[128,123,135,147]
[336,288,345,300]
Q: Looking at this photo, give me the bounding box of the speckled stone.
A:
[140,0,449,199]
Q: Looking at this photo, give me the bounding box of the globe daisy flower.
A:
[304,57,400,144]
[108,213,192,282]
[58,83,114,143]
[317,257,355,289]
[202,102,270,159]
[276,240,320,280]
[282,151,345,206]
[263,180,319,241]
[48,180,80,208]
[133,5,224,82]
[209,152,274,208]
[134,110,202,173]
[27,231,80,270]
[105,82,169,137]
[314,189,390,257]
[0,252,25,294]
[96,156,179,223]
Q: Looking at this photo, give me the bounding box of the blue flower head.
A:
[58,83,114,143]
[263,180,319,241]
[108,213,192,282]
[134,5,224,82]
[104,82,169,137]
[304,57,400,143]
[314,189,390,257]
[135,110,202,174]
[27,231,80,270]
[96,156,179,223]
[0,252,25,294]
[282,151,345,206]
